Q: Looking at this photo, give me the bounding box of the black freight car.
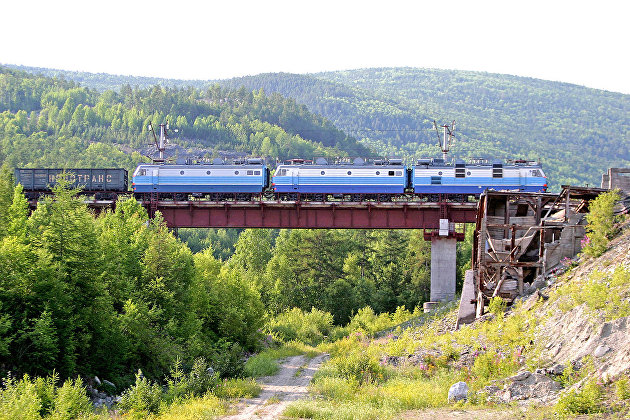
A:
[14,168,128,199]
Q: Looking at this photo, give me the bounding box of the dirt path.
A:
[222,353,328,420]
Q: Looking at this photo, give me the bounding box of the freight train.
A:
[16,157,547,201]
[14,168,128,200]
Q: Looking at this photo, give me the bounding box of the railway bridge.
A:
[32,184,610,316]
[83,196,477,305]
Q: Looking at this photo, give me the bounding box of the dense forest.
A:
[0,66,368,174]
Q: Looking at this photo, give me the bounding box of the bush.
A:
[155,393,226,420]
[615,376,630,400]
[582,190,621,257]
[0,372,92,420]
[164,357,219,403]
[33,372,58,416]
[555,378,603,416]
[327,349,388,385]
[208,339,245,379]
[346,307,393,336]
[118,370,163,416]
[488,297,507,318]
[266,307,334,346]
[470,350,518,383]
[213,378,261,399]
[243,352,279,378]
[311,376,358,400]
[51,377,92,420]
[0,374,41,420]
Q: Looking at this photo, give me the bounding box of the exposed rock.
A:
[593,345,612,358]
[448,381,469,402]
[509,370,531,382]
[472,312,495,325]
[102,379,116,390]
[521,290,542,311]
[483,385,501,395]
[93,376,101,386]
[549,363,565,375]
[531,277,546,291]
[534,363,565,376]
[499,372,562,403]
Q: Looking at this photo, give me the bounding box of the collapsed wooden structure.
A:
[458,186,607,324]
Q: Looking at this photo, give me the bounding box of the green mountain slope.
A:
[221,68,630,189]
[0,66,368,172]
[6,64,629,189]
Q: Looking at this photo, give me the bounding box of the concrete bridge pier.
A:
[429,236,457,302]
[423,218,461,313]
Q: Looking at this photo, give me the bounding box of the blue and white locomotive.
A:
[272,158,406,200]
[411,158,547,194]
[132,158,268,200]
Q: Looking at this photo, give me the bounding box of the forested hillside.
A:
[221,68,630,189]
[9,64,628,189]
[0,66,368,173]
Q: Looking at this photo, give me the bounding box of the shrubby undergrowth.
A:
[0,372,93,420]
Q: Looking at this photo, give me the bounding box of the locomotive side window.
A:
[492,163,503,178]
[139,169,146,176]
[278,169,287,176]
[396,171,402,176]
[388,171,395,176]
[254,170,261,175]
[247,170,253,175]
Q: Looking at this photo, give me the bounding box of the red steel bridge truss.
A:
[75,195,477,232]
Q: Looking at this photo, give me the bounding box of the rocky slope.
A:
[379,217,630,417]
[483,219,630,410]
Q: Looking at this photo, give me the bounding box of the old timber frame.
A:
[459,186,607,324]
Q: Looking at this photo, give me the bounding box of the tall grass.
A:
[155,393,226,420]
[244,341,320,377]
